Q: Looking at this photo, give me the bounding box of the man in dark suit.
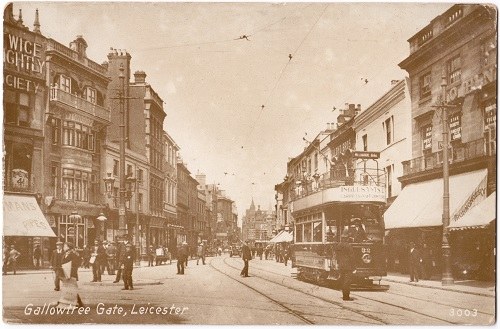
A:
[51,241,64,291]
[113,235,131,283]
[177,242,188,275]
[334,230,355,301]
[121,243,135,290]
[409,242,421,282]
[240,240,252,277]
[90,240,105,282]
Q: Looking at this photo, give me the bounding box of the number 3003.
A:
[450,309,478,317]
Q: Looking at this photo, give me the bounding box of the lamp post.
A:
[126,173,140,265]
[437,73,454,286]
[68,211,81,248]
[118,64,127,237]
[97,213,107,242]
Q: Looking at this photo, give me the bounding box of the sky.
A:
[14,1,453,219]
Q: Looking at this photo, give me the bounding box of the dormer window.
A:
[84,87,96,104]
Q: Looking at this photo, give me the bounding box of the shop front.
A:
[384,169,488,278]
[3,193,57,269]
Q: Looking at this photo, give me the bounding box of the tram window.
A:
[326,225,337,242]
[313,222,322,242]
[295,224,303,242]
[303,223,312,242]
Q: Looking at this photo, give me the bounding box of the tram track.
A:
[208,257,315,324]
[223,257,460,325]
[217,257,388,325]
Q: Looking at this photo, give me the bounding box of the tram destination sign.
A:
[352,151,380,159]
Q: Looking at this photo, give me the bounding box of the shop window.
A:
[420,72,431,99]
[447,56,461,85]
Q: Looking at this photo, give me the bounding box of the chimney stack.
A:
[134,71,147,84]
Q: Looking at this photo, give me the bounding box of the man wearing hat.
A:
[33,245,41,269]
[50,242,64,291]
[106,241,117,275]
[8,245,21,275]
[148,245,155,267]
[196,242,206,265]
[334,230,355,301]
[114,235,132,283]
[57,242,84,308]
[240,240,252,277]
[121,243,135,290]
[177,242,188,275]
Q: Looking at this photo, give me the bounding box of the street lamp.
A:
[438,73,454,286]
[97,213,107,241]
[118,63,127,237]
[68,211,81,248]
[103,173,115,197]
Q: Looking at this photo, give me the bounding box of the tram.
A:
[291,164,387,287]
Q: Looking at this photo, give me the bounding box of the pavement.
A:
[381,272,495,297]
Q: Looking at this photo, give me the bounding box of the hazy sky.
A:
[15,1,452,218]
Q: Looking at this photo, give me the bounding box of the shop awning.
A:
[448,192,496,230]
[269,231,293,243]
[3,194,56,237]
[384,169,487,229]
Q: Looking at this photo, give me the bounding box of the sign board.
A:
[352,151,380,159]
[449,113,462,141]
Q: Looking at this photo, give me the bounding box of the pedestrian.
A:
[196,242,206,265]
[82,245,90,268]
[283,244,290,266]
[114,235,131,283]
[121,243,135,290]
[257,244,263,260]
[106,242,117,275]
[90,240,105,282]
[334,230,355,301]
[8,245,21,275]
[148,245,155,267]
[409,242,421,282]
[57,242,83,309]
[3,245,10,275]
[177,242,188,275]
[50,241,64,291]
[264,247,269,260]
[240,240,251,277]
[33,245,41,269]
[100,241,109,274]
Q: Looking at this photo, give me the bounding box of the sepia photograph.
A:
[2,1,497,325]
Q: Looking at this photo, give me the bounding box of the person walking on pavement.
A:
[50,241,64,291]
[240,240,252,277]
[82,245,90,269]
[177,242,188,274]
[196,242,206,265]
[334,230,355,301]
[121,243,135,290]
[106,241,117,275]
[90,240,105,282]
[113,235,131,283]
[409,242,421,282]
[148,245,155,267]
[33,245,41,269]
[8,245,21,275]
[100,241,109,275]
[57,242,83,309]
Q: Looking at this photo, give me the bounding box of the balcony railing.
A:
[50,86,110,122]
[290,166,386,201]
[47,39,108,76]
[402,138,487,176]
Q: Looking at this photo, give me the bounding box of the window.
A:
[295,224,303,243]
[303,222,312,242]
[113,160,119,176]
[386,165,393,198]
[4,90,31,127]
[448,56,461,85]
[60,75,71,93]
[62,121,95,150]
[384,116,393,145]
[362,134,368,151]
[420,72,431,99]
[313,221,323,242]
[137,169,144,184]
[51,118,61,145]
[62,169,90,202]
[84,87,96,104]
[127,164,133,177]
[51,162,60,197]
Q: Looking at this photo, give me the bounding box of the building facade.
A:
[387,4,496,280]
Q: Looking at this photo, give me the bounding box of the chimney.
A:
[134,71,147,84]
[70,35,88,59]
[355,104,362,116]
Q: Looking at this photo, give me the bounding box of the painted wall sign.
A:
[423,125,432,150]
[3,32,46,77]
[449,113,462,141]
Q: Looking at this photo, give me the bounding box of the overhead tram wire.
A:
[241,4,329,151]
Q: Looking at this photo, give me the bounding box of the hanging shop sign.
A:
[484,104,496,126]
[449,113,462,141]
[423,125,432,150]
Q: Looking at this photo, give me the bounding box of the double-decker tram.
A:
[291,163,387,288]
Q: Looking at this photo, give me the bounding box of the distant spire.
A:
[33,9,40,33]
[17,8,23,25]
